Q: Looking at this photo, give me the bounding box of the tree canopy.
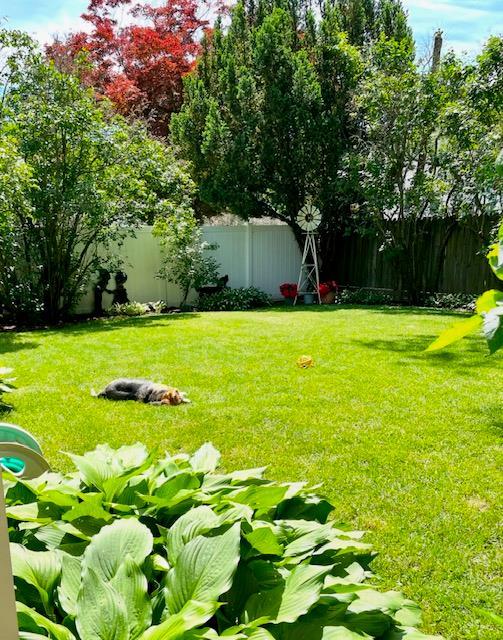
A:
[46,0,208,135]
[171,0,413,246]
[0,31,195,322]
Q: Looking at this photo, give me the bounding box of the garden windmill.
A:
[294,201,322,305]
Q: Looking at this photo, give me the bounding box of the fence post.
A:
[0,473,19,639]
[245,223,253,287]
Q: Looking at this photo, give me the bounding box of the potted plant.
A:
[279,282,298,305]
[318,280,339,304]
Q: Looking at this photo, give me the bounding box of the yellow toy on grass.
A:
[297,355,314,368]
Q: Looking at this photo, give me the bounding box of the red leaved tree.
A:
[47,0,208,135]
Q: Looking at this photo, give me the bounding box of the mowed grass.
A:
[1,306,502,639]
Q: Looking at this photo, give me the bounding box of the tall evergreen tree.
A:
[172,0,367,246]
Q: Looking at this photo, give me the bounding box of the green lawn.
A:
[1,307,501,639]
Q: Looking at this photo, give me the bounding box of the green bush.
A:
[339,288,394,306]
[197,287,271,311]
[4,443,440,639]
[421,293,476,312]
[107,301,165,317]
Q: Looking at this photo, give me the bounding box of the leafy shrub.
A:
[0,366,15,409]
[197,287,272,311]
[107,301,166,316]
[154,205,221,306]
[422,293,476,312]
[4,442,440,639]
[339,288,394,306]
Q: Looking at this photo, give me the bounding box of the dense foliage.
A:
[107,301,166,317]
[428,154,503,354]
[197,287,271,311]
[0,31,195,322]
[5,442,440,639]
[154,206,221,306]
[173,0,502,298]
[356,35,503,302]
[338,289,393,306]
[46,0,207,135]
[172,0,411,246]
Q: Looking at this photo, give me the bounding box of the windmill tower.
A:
[294,201,322,305]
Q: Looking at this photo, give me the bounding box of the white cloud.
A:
[2,1,88,46]
[405,0,489,20]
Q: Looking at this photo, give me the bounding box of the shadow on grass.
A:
[354,334,495,372]
[24,313,200,338]
[263,304,467,318]
[0,333,39,354]
[0,403,13,416]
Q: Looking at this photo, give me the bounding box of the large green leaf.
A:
[57,553,81,617]
[139,600,220,640]
[483,305,503,354]
[111,556,153,639]
[425,314,482,352]
[82,518,153,581]
[322,628,371,639]
[17,602,76,640]
[476,289,503,314]
[243,563,330,625]
[190,443,221,472]
[76,567,128,640]
[62,492,113,525]
[7,502,60,524]
[487,240,503,280]
[67,443,153,501]
[228,485,288,512]
[166,505,221,564]
[245,522,283,556]
[10,544,62,613]
[166,523,241,614]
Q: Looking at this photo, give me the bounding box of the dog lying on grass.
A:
[93,379,190,406]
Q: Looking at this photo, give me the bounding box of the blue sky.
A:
[0,0,502,56]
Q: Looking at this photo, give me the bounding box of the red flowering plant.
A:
[318,280,339,297]
[279,283,298,299]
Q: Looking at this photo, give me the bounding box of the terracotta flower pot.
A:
[321,291,336,304]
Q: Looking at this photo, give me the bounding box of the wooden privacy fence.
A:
[323,218,499,295]
[78,218,497,312]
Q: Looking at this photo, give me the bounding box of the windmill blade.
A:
[297,202,321,231]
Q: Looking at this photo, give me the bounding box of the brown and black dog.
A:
[93,379,190,406]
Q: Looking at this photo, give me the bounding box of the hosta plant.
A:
[0,366,15,409]
[4,442,441,639]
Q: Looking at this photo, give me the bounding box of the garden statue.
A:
[93,268,111,317]
[197,274,229,296]
[111,271,130,306]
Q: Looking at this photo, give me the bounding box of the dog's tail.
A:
[91,389,104,398]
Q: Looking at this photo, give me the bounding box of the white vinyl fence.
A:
[78,224,301,312]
